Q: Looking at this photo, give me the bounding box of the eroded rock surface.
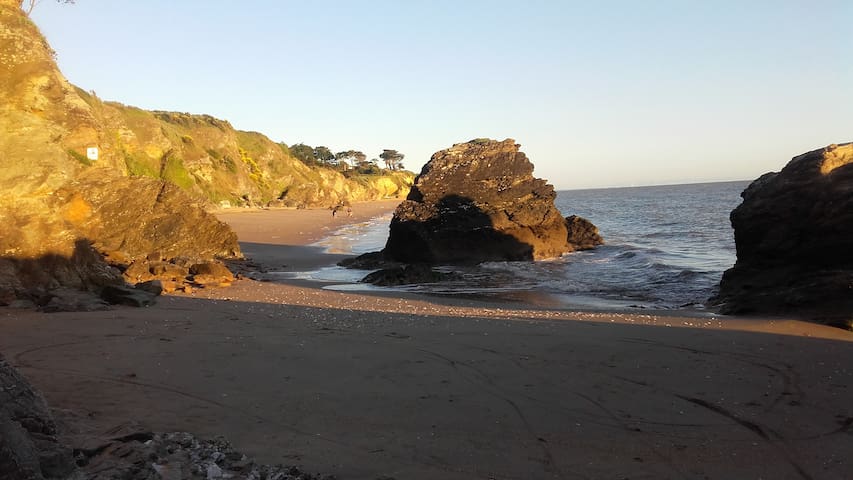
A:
[67,427,331,480]
[0,353,76,480]
[383,138,600,264]
[565,215,604,251]
[713,143,853,329]
[1,352,331,479]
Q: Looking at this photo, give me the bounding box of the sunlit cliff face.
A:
[820,143,853,175]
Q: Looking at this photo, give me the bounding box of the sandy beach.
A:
[1,201,852,480]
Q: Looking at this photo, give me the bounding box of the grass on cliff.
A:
[161,154,194,190]
[124,152,158,177]
[67,149,92,166]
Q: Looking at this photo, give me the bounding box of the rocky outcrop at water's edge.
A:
[343,138,603,283]
[712,143,853,329]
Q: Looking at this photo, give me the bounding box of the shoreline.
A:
[216,201,739,324]
[1,200,851,479]
[213,198,403,246]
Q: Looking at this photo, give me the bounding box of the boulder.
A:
[1,350,330,480]
[0,353,77,479]
[100,285,158,307]
[713,143,853,329]
[189,261,235,287]
[0,240,123,307]
[382,138,596,264]
[135,280,164,296]
[565,215,604,251]
[361,264,460,286]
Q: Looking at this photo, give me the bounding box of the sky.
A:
[31,0,852,190]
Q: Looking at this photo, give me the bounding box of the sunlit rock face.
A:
[713,143,853,329]
[383,138,601,264]
[0,2,240,308]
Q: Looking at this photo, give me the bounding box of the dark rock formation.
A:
[713,143,853,329]
[565,215,604,251]
[361,264,460,286]
[68,426,331,480]
[1,351,330,479]
[338,251,399,271]
[0,353,76,480]
[382,138,600,264]
[99,285,158,307]
[0,240,122,308]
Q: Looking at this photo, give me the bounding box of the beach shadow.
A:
[0,238,115,303]
[384,194,534,264]
[2,293,851,480]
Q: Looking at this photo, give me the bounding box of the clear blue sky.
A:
[32,0,852,189]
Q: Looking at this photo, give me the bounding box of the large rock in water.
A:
[714,143,853,329]
[0,1,241,307]
[382,138,601,264]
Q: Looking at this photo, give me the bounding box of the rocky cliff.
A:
[0,1,241,306]
[1,1,411,212]
[0,1,412,305]
[713,143,853,329]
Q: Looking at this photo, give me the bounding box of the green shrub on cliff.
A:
[67,149,92,166]
[161,154,194,190]
[124,152,158,178]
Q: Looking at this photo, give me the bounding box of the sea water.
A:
[295,181,749,311]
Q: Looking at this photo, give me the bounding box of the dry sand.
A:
[1,201,852,479]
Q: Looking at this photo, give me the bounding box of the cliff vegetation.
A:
[69,92,414,208]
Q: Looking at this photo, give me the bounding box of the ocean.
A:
[294,181,750,312]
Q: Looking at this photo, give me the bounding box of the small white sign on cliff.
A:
[86,147,99,161]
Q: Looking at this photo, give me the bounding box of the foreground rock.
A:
[713,143,853,329]
[0,353,76,479]
[383,138,601,264]
[1,352,329,479]
[70,428,331,480]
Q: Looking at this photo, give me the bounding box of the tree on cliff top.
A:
[21,0,74,16]
[380,149,405,171]
[313,146,335,165]
[336,150,366,170]
[289,143,315,165]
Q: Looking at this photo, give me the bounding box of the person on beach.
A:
[346,206,352,217]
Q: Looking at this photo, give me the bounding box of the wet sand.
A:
[1,202,851,479]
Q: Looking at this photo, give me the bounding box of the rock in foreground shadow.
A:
[713,143,853,329]
[382,138,601,265]
[0,353,329,479]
